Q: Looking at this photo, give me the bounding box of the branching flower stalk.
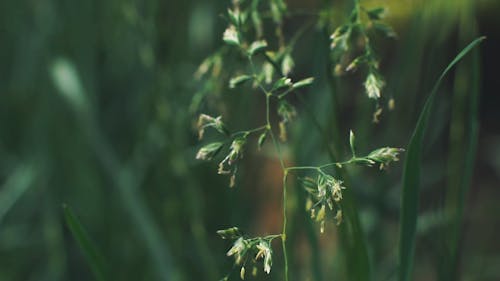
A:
[330,0,396,121]
[193,1,402,280]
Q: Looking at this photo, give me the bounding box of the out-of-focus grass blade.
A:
[62,204,108,281]
[398,36,485,281]
[339,191,371,281]
[0,165,35,224]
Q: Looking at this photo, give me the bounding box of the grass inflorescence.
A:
[192,1,485,281]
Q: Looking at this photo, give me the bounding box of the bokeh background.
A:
[0,0,499,280]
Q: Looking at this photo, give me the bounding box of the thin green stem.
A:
[285,157,365,174]
[278,88,294,99]
[248,56,270,95]
[248,54,288,280]
[230,125,268,137]
[265,93,288,281]
[246,234,283,244]
[318,158,357,169]
[282,171,289,281]
[266,94,271,128]
[265,234,283,241]
[286,166,319,172]
[262,87,285,170]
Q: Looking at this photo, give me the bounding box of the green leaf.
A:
[292,77,315,89]
[229,75,252,88]
[63,204,108,281]
[450,41,481,277]
[398,36,485,281]
[442,36,482,280]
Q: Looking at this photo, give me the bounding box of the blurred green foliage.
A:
[0,0,499,281]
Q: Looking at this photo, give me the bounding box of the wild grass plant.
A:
[193,0,484,280]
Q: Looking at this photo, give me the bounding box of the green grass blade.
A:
[443,35,482,280]
[0,165,35,224]
[452,43,480,267]
[62,204,108,281]
[398,36,485,281]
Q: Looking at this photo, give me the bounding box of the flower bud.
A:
[367,147,404,168]
[196,142,223,161]
[217,227,241,240]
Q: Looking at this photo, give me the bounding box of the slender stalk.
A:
[248,55,288,281]
[282,171,289,281]
[286,166,319,172]
[265,234,284,241]
[230,125,268,138]
[285,156,371,173]
[266,91,289,281]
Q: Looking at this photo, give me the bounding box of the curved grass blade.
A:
[448,45,480,276]
[62,204,109,281]
[398,36,485,281]
[443,34,482,280]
